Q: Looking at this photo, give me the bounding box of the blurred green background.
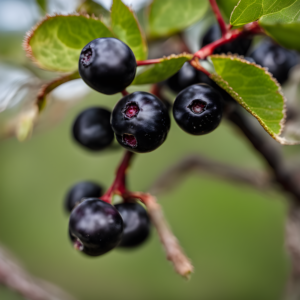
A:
[0,0,291,299]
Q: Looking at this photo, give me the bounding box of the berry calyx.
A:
[69,198,123,256]
[79,38,137,95]
[64,181,103,213]
[115,202,150,248]
[111,92,170,153]
[72,107,114,151]
[123,134,137,148]
[173,84,223,135]
[189,100,206,114]
[124,102,139,119]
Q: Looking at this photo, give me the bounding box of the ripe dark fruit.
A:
[64,181,103,213]
[173,84,223,135]
[166,62,201,93]
[115,202,150,248]
[202,24,252,56]
[79,38,136,95]
[69,198,123,256]
[72,107,114,151]
[249,39,298,84]
[111,92,170,153]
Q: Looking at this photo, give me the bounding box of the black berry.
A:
[79,38,136,95]
[111,92,170,153]
[69,198,123,256]
[166,62,203,93]
[115,202,150,248]
[249,39,298,84]
[64,181,103,213]
[202,24,252,56]
[72,107,114,151]
[173,84,223,135]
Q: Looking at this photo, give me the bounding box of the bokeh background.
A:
[0,0,295,299]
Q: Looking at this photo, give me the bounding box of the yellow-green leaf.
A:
[132,54,193,85]
[111,0,147,60]
[210,55,286,143]
[24,14,114,72]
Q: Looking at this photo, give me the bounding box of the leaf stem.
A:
[209,0,227,36]
[193,21,262,59]
[136,58,162,66]
[100,150,134,203]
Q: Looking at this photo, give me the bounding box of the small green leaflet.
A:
[259,2,300,51]
[132,54,193,85]
[209,55,288,144]
[24,14,114,72]
[230,0,298,27]
[148,0,208,38]
[111,0,147,61]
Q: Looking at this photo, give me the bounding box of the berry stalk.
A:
[100,150,134,203]
[136,58,162,66]
[208,0,227,36]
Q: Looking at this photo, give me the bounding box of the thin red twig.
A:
[189,59,211,76]
[193,22,261,59]
[209,0,227,36]
[100,151,134,203]
[136,58,162,66]
[121,89,129,96]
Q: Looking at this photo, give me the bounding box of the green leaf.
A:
[230,0,298,26]
[210,55,286,142]
[148,0,209,38]
[77,0,109,18]
[259,2,300,51]
[132,54,193,85]
[111,0,147,60]
[216,0,239,20]
[24,14,114,72]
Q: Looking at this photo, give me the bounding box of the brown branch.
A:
[36,71,80,111]
[227,108,300,202]
[124,192,193,278]
[0,245,75,300]
[149,154,272,196]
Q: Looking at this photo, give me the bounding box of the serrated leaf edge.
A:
[209,54,288,143]
[229,0,242,25]
[23,13,112,72]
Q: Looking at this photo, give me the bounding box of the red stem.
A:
[136,58,162,66]
[209,0,227,36]
[194,21,261,59]
[100,151,134,203]
[121,89,129,96]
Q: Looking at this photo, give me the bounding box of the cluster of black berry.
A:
[65,36,227,257]
[65,181,150,256]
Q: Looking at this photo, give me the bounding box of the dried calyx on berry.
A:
[111,91,170,153]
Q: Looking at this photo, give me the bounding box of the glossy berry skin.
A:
[202,24,252,56]
[249,40,298,84]
[69,198,123,256]
[166,62,203,93]
[72,107,114,151]
[111,92,170,153]
[115,202,150,248]
[64,181,103,213]
[79,38,136,95]
[173,84,223,135]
